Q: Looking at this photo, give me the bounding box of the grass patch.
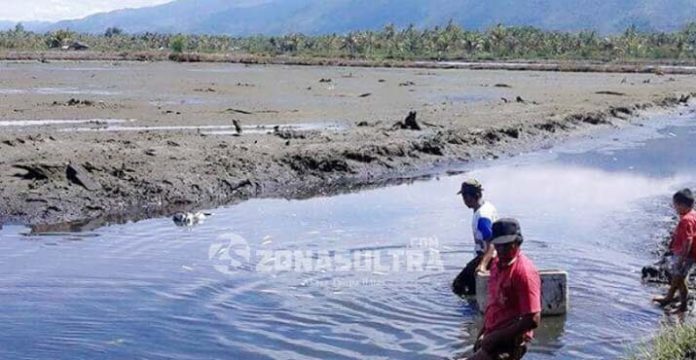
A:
[629,324,696,360]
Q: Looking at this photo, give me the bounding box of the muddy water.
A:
[0,109,695,359]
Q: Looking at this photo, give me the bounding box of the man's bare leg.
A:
[654,276,683,306]
[672,279,689,313]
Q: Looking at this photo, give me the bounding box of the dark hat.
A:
[457,178,483,195]
[491,218,523,245]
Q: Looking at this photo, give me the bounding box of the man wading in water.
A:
[452,179,498,296]
[653,188,696,313]
[469,219,541,360]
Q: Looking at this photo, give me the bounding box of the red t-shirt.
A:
[484,252,541,340]
[671,210,696,259]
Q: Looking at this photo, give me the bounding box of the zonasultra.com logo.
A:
[209,233,444,276]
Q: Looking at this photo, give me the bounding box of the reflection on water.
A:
[0,119,134,127]
[46,67,125,72]
[427,93,498,104]
[557,123,696,178]
[149,98,215,106]
[61,122,346,134]
[187,65,263,73]
[0,109,694,359]
[0,119,346,135]
[416,61,696,73]
[0,87,120,96]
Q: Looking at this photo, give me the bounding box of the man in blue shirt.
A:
[452,179,498,296]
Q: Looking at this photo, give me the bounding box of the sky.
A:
[0,0,174,22]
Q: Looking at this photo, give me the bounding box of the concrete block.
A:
[475,269,568,316]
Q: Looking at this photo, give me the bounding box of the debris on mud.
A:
[565,111,609,125]
[609,106,633,119]
[273,127,313,140]
[64,41,89,51]
[596,91,626,96]
[233,120,243,135]
[172,211,211,227]
[392,111,421,131]
[14,163,66,181]
[66,163,102,191]
[225,108,254,115]
[284,153,352,174]
[52,98,95,107]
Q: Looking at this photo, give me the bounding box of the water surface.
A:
[1,108,695,359]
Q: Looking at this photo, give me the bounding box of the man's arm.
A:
[480,313,540,352]
[478,243,495,273]
[680,223,696,265]
[680,237,693,267]
[475,217,494,272]
[667,235,675,256]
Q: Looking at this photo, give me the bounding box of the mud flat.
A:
[4,51,696,75]
[0,61,694,227]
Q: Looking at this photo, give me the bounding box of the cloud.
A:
[0,0,174,22]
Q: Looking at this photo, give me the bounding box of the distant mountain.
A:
[23,0,696,35]
[0,20,55,32]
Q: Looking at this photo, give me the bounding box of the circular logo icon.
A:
[208,232,251,275]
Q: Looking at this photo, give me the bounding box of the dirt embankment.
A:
[0,61,694,230]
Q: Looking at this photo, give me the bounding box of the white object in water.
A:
[475,269,569,316]
[172,212,212,227]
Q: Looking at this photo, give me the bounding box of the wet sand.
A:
[0,61,694,226]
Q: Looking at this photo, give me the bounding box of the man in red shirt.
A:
[654,189,696,313]
[469,218,541,360]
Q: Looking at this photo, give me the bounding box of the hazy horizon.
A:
[0,0,173,22]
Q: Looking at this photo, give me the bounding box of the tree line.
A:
[1,22,695,61]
